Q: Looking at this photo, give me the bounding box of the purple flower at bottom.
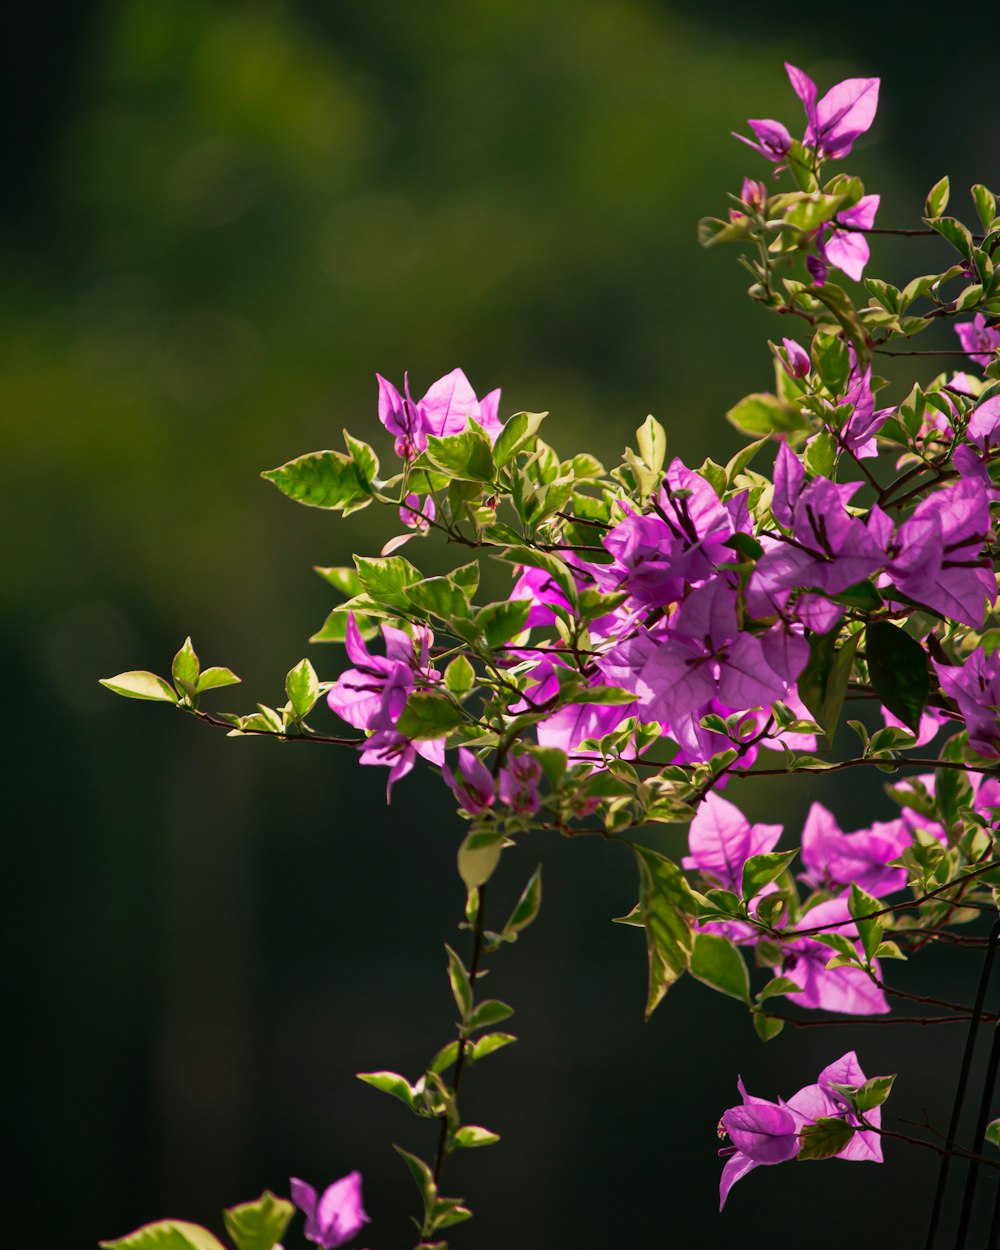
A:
[719,1050,886,1208]
[291,1172,370,1249]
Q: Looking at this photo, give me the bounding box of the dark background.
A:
[5,3,998,1247]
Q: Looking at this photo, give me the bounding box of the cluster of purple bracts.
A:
[317,65,999,1201]
[718,1052,884,1208]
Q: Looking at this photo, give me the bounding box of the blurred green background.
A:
[6,3,997,1246]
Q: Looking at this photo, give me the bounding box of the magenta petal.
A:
[419,368,482,439]
[720,1152,759,1210]
[315,1171,369,1248]
[722,1102,800,1164]
[824,228,870,282]
[291,1177,318,1228]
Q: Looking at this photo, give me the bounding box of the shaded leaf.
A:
[866,621,929,732]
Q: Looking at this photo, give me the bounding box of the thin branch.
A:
[730,755,999,781]
[190,708,361,747]
[433,882,489,1185]
[764,1009,976,1028]
[781,861,1000,940]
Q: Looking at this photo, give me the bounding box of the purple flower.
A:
[967,394,1000,452]
[497,750,542,816]
[956,314,1000,370]
[882,480,995,628]
[443,748,495,815]
[718,1050,884,1208]
[751,474,884,603]
[783,1051,884,1162]
[778,898,889,1015]
[377,369,502,459]
[682,792,782,894]
[327,614,445,795]
[808,195,880,287]
[733,178,767,216]
[635,578,804,744]
[775,337,811,379]
[400,493,435,532]
[935,650,1000,758]
[291,1172,370,1249]
[954,397,1000,493]
[799,802,910,898]
[600,458,734,609]
[785,63,880,159]
[734,65,878,169]
[734,118,792,163]
[511,564,574,628]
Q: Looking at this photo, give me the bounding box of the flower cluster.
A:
[101,58,1000,1242]
[719,1052,886,1208]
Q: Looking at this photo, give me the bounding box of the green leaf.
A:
[396,692,465,740]
[753,1012,785,1042]
[466,999,514,1031]
[285,658,320,719]
[829,581,882,611]
[493,411,547,467]
[725,392,808,438]
[925,175,950,219]
[741,849,798,902]
[453,1125,500,1148]
[725,437,769,484]
[223,1192,294,1250]
[356,1070,417,1110]
[972,185,997,232]
[309,607,353,643]
[986,1117,1000,1150]
[756,976,802,1003]
[630,844,696,1019]
[314,565,363,597]
[804,430,837,478]
[423,428,494,482]
[458,830,506,891]
[261,450,369,511]
[405,577,472,621]
[779,191,851,231]
[171,637,200,695]
[502,865,542,939]
[854,1074,896,1112]
[476,599,532,648]
[343,430,379,485]
[469,1032,517,1062]
[394,1146,437,1213]
[807,283,868,364]
[100,671,178,704]
[866,621,929,733]
[99,1223,227,1250]
[636,414,667,477]
[689,932,750,1003]
[797,1116,855,1161]
[811,330,850,392]
[697,214,755,247]
[444,655,475,695]
[926,215,974,260]
[355,555,421,611]
[848,882,883,963]
[798,627,859,742]
[445,945,473,1020]
[196,667,241,693]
